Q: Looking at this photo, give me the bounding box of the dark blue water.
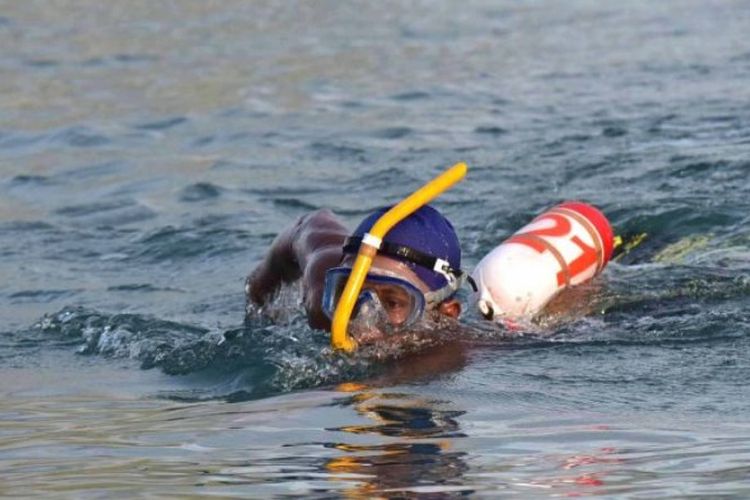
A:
[2,1,750,496]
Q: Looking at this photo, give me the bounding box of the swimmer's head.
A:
[350,205,462,291]
[323,205,466,343]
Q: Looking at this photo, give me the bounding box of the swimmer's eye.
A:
[385,298,407,310]
[358,282,416,325]
[379,290,410,312]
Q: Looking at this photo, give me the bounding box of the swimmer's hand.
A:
[247,223,302,306]
[246,209,348,329]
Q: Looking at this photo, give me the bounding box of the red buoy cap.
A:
[558,201,614,263]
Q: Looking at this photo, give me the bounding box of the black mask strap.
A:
[343,236,477,292]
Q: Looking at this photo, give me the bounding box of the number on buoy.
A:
[472,201,614,321]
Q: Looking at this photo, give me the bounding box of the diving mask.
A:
[322,265,467,331]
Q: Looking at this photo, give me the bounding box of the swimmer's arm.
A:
[246,221,302,306]
[247,209,347,329]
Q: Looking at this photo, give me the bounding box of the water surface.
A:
[2,0,750,496]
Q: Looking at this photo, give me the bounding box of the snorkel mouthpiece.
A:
[330,162,467,352]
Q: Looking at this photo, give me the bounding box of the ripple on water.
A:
[601,125,628,137]
[82,53,159,66]
[308,141,368,162]
[134,116,188,131]
[58,160,124,181]
[1,1,750,496]
[179,182,223,202]
[51,126,111,148]
[0,131,47,151]
[54,199,157,227]
[8,289,79,304]
[268,197,319,211]
[339,166,419,192]
[24,59,59,68]
[27,307,212,368]
[391,90,431,101]
[18,300,472,401]
[369,126,413,140]
[8,174,54,187]
[474,125,508,136]
[128,225,251,263]
[612,207,742,263]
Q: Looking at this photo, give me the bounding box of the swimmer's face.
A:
[341,255,432,344]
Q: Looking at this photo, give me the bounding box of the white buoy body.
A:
[472,201,614,321]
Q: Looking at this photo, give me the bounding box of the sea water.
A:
[2,1,750,496]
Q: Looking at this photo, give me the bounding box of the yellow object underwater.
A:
[612,232,648,261]
[330,162,468,352]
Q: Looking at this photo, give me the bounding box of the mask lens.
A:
[365,282,415,326]
[322,267,426,328]
[351,290,392,333]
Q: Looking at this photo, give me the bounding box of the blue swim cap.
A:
[349,205,461,291]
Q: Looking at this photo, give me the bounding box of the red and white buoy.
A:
[472,201,614,322]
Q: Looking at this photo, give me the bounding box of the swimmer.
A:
[247,205,471,343]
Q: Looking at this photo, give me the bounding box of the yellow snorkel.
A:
[330,162,468,352]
